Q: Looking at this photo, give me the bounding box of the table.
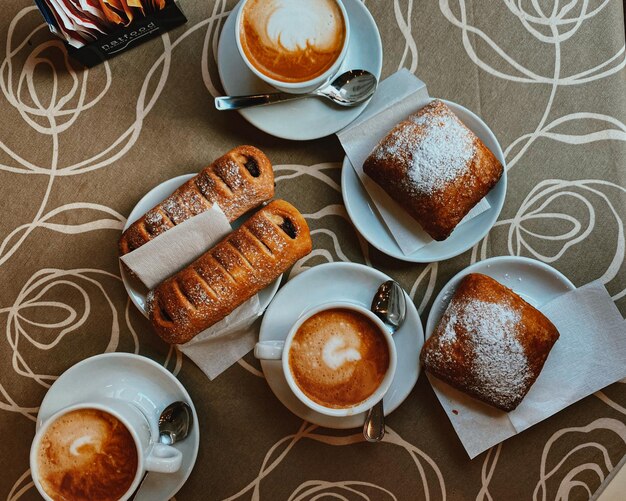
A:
[1,1,625,499]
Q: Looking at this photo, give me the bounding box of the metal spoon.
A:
[214,69,377,110]
[132,401,193,499]
[363,280,407,443]
[158,401,193,445]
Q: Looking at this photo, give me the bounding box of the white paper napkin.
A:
[120,203,264,380]
[428,281,626,459]
[177,296,262,380]
[337,69,490,255]
[121,205,232,290]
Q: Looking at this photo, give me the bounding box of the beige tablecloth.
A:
[1,1,625,499]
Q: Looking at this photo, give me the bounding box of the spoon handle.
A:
[214,92,307,110]
[363,400,385,442]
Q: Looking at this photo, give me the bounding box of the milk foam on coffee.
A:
[289,308,390,409]
[240,0,346,83]
[37,409,138,501]
[322,334,361,369]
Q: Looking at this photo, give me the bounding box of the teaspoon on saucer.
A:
[132,401,193,499]
[363,280,407,442]
[157,401,193,445]
[214,69,377,110]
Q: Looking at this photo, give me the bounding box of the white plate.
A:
[259,262,423,429]
[594,455,626,501]
[37,353,199,501]
[425,256,576,338]
[120,174,281,317]
[341,99,508,262]
[216,0,383,140]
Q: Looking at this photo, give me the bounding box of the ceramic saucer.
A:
[259,262,424,429]
[120,174,281,317]
[341,99,508,262]
[37,353,199,501]
[425,256,575,339]
[216,0,383,140]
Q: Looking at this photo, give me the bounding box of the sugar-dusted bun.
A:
[119,145,274,256]
[420,273,559,412]
[147,199,312,344]
[363,100,503,241]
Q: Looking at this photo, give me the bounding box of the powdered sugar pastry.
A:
[374,102,476,194]
[439,298,530,404]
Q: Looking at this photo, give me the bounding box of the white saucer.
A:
[258,262,424,429]
[425,256,576,338]
[341,99,508,262]
[216,0,383,140]
[120,174,281,317]
[37,353,199,501]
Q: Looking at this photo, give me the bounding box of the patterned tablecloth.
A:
[1,1,625,499]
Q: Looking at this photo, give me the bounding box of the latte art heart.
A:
[262,0,342,52]
[240,0,346,83]
[322,333,362,370]
[289,308,390,409]
[69,435,98,456]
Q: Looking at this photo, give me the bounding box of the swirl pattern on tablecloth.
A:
[0,1,625,500]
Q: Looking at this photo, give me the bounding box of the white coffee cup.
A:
[235,0,351,94]
[255,302,397,417]
[30,399,183,501]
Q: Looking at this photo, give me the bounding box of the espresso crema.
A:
[289,308,390,409]
[240,0,346,83]
[37,409,138,501]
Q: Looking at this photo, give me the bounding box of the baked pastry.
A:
[147,199,312,344]
[420,273,559,412]
[363,100,503,241]
[119,145,274,256]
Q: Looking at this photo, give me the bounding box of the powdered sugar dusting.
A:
[144,209,165,227]
[143,209,173,237]
[373,100,476,194]
[219,159,246,192]
[161,195,197,224]
[186,281,212,306]
[146,290,156,315]
[147,155,265,233]
[432,298,530,406]
[195,163,259,221]
[248,216,287,254]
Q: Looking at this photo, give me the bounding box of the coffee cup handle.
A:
[145,444,183,473]
[254,340,285,360]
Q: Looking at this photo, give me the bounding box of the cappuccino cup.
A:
[236,0,350,94]
[255,302,397,417]
[30,399,183,501]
